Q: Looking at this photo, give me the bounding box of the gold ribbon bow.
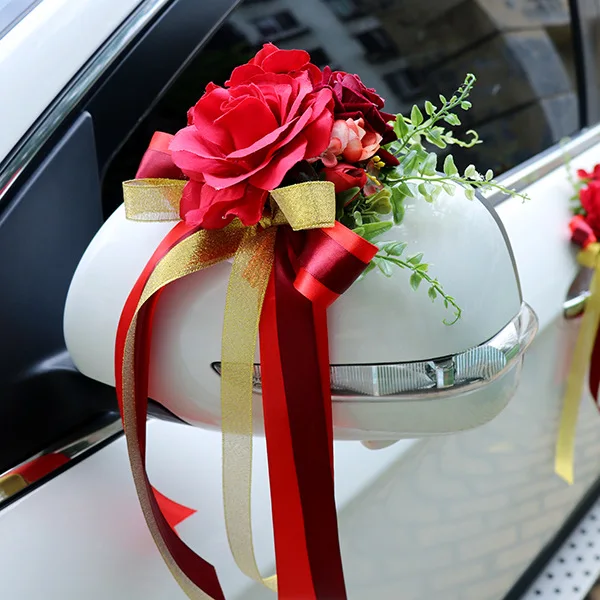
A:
[555,242,600,484]
[122,177,336,594]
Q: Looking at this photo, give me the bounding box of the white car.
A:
[1,0,600,598]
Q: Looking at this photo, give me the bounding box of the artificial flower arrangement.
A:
[556,160,600,485]
[110,44,527,599]
[162,44,526,323]
[568,161,600,247]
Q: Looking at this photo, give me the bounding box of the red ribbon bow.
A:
[116,134,377,599]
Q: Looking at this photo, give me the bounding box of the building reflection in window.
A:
[103,0,581,215]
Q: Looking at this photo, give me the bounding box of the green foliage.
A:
[372,241,462,325]
[345,73,529,324]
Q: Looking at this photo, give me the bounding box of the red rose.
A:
[323,163,367,193]
[226,43,322,87]
[578,164,600,181]
[580,180,600,237]
[321,68,396,144]
[170,72,333,228]
[569,215,597,247]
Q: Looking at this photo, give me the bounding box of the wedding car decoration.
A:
[64,45,537,599]
[557,162,600,484]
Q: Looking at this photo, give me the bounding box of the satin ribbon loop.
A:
[555,242,600,484]
[294,223,378,306]
[269,181,336,231]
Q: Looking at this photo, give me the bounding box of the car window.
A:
[102,0,581,215]
[0,0,42,39]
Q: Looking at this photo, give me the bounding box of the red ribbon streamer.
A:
[116,133,377,599]
[116,220,227,599]
[590,331,600,403]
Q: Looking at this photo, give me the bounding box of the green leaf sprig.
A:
[338,73,528,324]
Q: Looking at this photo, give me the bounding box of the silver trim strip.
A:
[487,123,600,205]
[0,417,122,508]
[0,0,171,201]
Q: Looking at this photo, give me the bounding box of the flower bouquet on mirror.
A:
[556,162,600,485]
[64,44,537,599]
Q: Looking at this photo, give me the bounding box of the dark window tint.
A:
[309,46,331,68]
[103,0,580,215]
[252,11,304,41]
[324,0,365,20]
[356,28,397,61]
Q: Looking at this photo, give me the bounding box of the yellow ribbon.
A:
[123,178,186,221]
[121,224,244,600]
[121,178,336,595]
[555,242,600,484]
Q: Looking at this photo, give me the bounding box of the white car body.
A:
[1,1,600,599]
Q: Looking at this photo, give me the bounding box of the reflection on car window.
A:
[104,0,580,213]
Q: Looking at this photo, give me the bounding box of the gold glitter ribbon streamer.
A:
[121,178,336,596]
[555,243,600,484]
[221,226,278,591]
[120,224,244,600]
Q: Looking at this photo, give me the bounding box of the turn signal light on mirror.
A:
[212,303,537,400]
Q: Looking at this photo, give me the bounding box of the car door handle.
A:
[564,266,594,319]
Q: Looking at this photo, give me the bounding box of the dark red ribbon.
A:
[260,226,375,599]
[116,133,377,599]
[590,330,600,403]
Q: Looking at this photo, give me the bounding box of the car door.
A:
[2,0,600,599]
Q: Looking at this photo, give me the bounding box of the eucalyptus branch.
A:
[399,174,530,202]
[375,253,462,325]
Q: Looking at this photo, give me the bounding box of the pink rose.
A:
[170,70,334,228]
[320,118,382,167]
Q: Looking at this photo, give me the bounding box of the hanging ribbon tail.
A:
[260,223,376,599]
[556,243,600,484]
[117,141,377,599]
[116,220,244,600]
[589,318,600,403]
[153,487,197,530]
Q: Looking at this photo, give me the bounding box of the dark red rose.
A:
[569,215,597,248]
[578,164,600,181]
[376,147,400,167]
[323,162,367,193]
[580,180,600,237]
[170,72,333,229]
[321,67,396,144]
[226,43,322,87]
